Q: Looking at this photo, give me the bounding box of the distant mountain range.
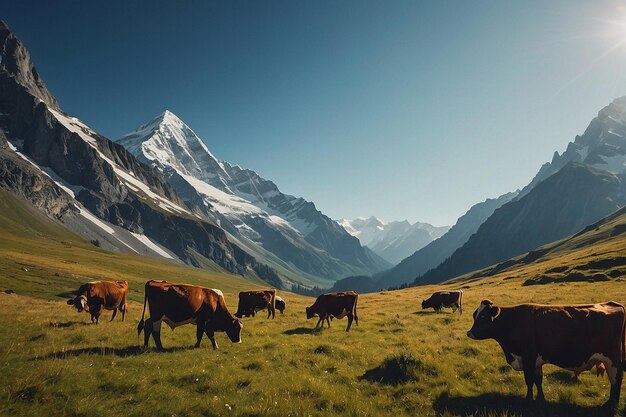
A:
[0,20,388,291]
[336,217,449,264]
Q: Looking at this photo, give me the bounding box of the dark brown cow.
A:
[235,289,276,319]
[137,280,242,351]
[467,299,625,407]
[275,295,286,314]
[306,291,359,331]
[421,290,463,315]
[66,281,128,324]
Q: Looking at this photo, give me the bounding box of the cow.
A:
[275,295,286,314]
[235,289,276,319]
[467,299,625,408]
[66,280,128,324]
[306,291,359,331]
[421,290,463,315]
[137,280,242,351]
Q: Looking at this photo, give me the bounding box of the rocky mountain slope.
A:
[420,163,626,283]
[337,216,449,264]
[0,20,282,286]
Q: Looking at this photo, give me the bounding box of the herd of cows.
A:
[65,280,625,409]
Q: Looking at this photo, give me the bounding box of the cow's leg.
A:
[195,321,204,348]
[204,328,218,350]
[152,319,164,351]
[315,317,323,328]
[534,366,544,402]
[268,305,275,319]
[346,313,353,332]
[605,356,622,408]
[522,357,536,403]
[326,316,331,328]
[143,318,153,348]
[110,308,118,322]
[451,304,458,314]
[121,304,126,322]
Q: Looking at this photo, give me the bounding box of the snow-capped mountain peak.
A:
[117,110,229,185]
[116,112,391,281]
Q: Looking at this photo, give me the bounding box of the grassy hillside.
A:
[0,188,265,300]
[449,205,626,286]
[1,189,625,416]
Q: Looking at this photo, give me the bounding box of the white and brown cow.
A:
[421,290,463,315]
[275,295,286,314]
[66,280,128,323]
[306,291,359,332]
[137,280,242,351]
[235,289,277,319]
[467,299,625,408]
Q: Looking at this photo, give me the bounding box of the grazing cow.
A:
[137,280,242,351]
[235,289,276,319]
[467,299,625,407]
[306,291,359,331]
[66,281,128,324]
[421,290,463,315]
[275,295,286,314]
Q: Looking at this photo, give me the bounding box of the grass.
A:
[0,278,624,417]
[0,191,625,416]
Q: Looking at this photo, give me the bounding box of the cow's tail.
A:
[137,282,149,336]
[458,290,463,316]
[353,293,359,326]
[270,288,276,311]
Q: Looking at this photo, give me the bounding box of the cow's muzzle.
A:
[466,331,476,339]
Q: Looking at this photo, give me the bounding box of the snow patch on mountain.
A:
[337,216,450,265]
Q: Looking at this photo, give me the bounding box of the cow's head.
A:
[225,318,243,343]
[466,299,500,340]
[305,305,316,319]
[66,295,88,313]
[421,298,431,310]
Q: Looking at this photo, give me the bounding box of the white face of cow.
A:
[67,295,88,313]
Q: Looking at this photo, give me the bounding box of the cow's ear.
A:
[66,299,74,305]
[490,306,501,321]
[480,299,493,306]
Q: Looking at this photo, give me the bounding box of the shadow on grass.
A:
[432,392,614,417]
[47,321,89,328]
[34,344,199,360]
[283,327,321,335]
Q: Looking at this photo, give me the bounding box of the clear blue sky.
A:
[5,1,626,226]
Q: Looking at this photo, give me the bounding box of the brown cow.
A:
[235,289,276,319]
[421,290,463,315]
[66,281,128,324]
[467,299,625,407]
[306,291,359,331]
[137,280,242,351]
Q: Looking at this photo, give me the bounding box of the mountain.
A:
[420,163,626,283]
[520,96,626,197]
[374,191,518,289]
[337,217,449,264]
[0,21,282,286]
[115,111,390,285]
[447,203,626,286]
[418,97,626,284]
